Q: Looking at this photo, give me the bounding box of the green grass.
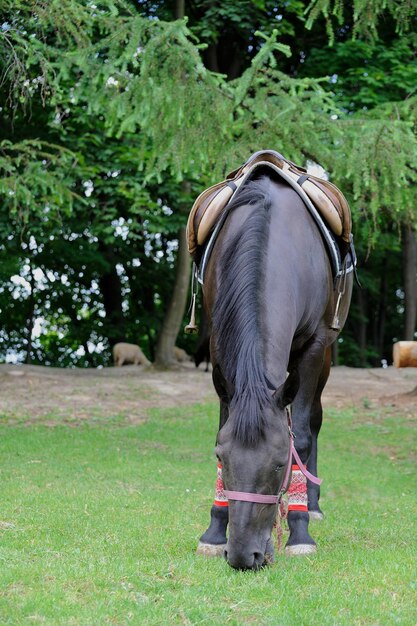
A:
[0,402,416,625]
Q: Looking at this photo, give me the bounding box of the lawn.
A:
[0,401,416,625]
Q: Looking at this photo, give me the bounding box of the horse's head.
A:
[213,367,299,570]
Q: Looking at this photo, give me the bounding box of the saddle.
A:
[186,150,352,259]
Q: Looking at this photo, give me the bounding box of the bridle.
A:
[223,409,322,506]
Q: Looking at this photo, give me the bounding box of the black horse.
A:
[194,336,211,372]
[197,173,352,570]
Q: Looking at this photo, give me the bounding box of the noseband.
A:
[223,410,322,506]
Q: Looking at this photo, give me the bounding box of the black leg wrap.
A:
[199,505,228,545]
[285,510,316,554]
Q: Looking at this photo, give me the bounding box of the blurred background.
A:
[0,0,416,369]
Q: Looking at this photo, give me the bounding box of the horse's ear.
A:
[273,369,299,409]
[212,364,233,402]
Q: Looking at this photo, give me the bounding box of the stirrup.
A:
[330,258,348,331]
[184,263,199,334]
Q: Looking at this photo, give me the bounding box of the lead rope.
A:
[275,408,292,552]
[275,497,289,552]
[274,407,322,551]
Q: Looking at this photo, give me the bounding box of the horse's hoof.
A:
[285,544,317,556]
[309,510,324,521]
[196,541,226,557]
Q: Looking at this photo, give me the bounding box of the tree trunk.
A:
[402,224,417,340]
[376,261,388,363]
[98,245,126,346]
[83,341,91,366]
[25,261,35,364]
[154,226,191,367]
[357,287,368,367]
[205,45,220,73]
[175,0,185,20]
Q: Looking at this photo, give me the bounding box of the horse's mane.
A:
[212,176,273,445]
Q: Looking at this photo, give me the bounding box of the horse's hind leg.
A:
[307,346,331,520]
[286,337,326,555]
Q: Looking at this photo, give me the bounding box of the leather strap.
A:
[297,174,309,186]
[223,491,279,504]
[291,443,322,485]
[221,440,322,506]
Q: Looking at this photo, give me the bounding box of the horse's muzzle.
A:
[224,545,267,571]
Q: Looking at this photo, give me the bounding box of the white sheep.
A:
[112,342,151,367]
[173,346,192,362]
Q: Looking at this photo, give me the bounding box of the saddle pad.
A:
[186,150,352,257]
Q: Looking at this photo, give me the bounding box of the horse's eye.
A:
[275,465,284,472]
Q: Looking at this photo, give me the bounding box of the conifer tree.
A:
[0,0,415,366]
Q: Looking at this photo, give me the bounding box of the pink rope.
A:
[275,498,288,552]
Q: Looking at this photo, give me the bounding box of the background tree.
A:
[298,28,417,364]
[0,0,416,367]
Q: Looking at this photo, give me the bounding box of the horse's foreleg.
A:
[286,338,326,555]
[197,400,229,557]
[196,462,229,556]
[307,346,331,520]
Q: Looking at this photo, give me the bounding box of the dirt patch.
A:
[0,363,416,423]
[323,365,417,418]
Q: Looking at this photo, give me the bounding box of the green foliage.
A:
[305,0,416,43]
[2,3,230,180]
[333,116,417,238]
[302,35,417,111]
[0,0,416,366]
[188,0,306,43]
[298,32,417,250]
[0,140,78,224]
